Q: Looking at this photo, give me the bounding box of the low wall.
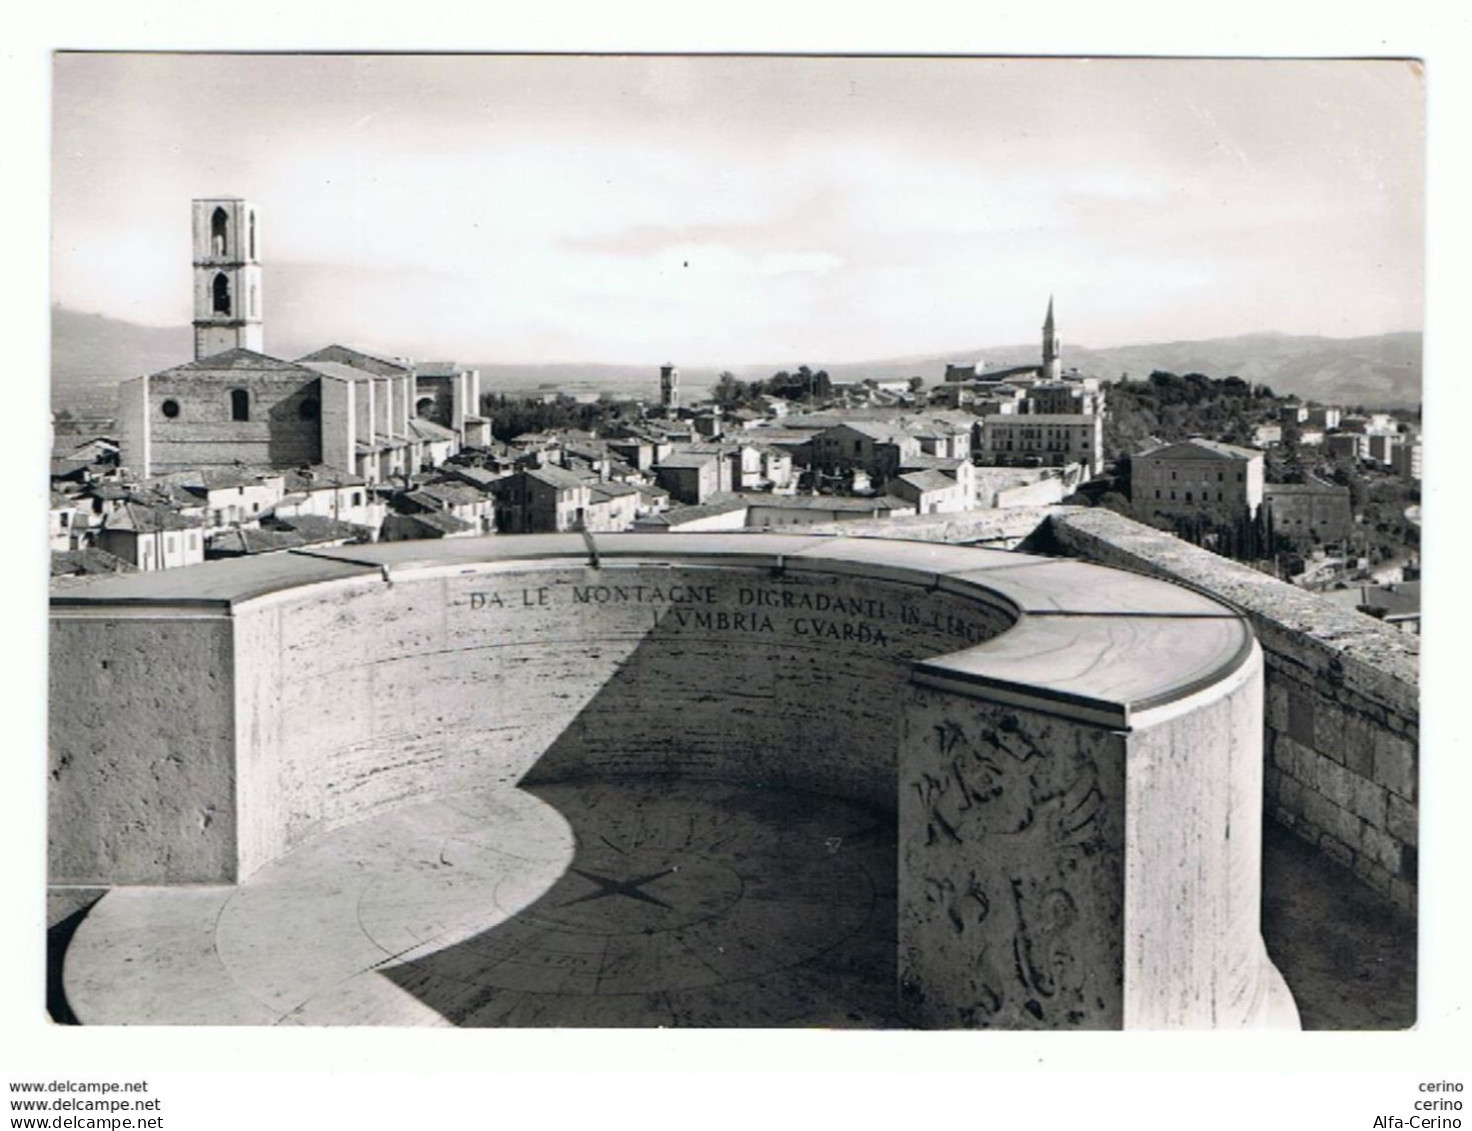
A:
[799,505,1069,546]
[1047,509,1419,912]
[49,532,1289,1028]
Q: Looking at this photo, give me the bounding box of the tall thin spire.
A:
[1042,295,1061,380]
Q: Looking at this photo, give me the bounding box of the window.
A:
[212,272,231,315]
[230,389,249,421]
[188,533,197,550]
[1185,491,1193,502]
[249,211,256,259]
[166,535,175,553]
[211,206,228,256]
[1154,490,1160,499]
[352,492,363,506]
[161,399,180,419]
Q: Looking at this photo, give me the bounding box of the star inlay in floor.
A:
[63,778,899,1027]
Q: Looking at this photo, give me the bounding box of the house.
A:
[50,493,85,552]
[490,466,591,533]
[887,469,969,515]
[96,503,205,571]
[1131,439,1264,525]
[980,413,1104,477]
[810,422,920,481]
[652,449,725,505]
[1263,480,1354,545]
[275,465,385,532]
[585,481,641,532]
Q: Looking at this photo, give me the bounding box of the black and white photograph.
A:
[9,15,1467,1127]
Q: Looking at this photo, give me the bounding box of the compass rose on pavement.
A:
[560,866,678,910]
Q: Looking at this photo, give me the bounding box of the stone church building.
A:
[117,198,492,483]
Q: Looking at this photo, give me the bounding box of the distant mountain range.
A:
[50,305,1423,419]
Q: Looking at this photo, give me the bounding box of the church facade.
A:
[117,198,492,482]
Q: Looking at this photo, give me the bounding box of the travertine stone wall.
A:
[49,614,238,883]
[231,563,1012,877]
[899,688,1127,1028]
[1048,508,1419,911]
[48,535,1287,1028]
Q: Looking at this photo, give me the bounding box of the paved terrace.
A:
[50,533,1287,1028]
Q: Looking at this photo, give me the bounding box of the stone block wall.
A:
[1047,509,1419,911]
[49,613,239,883]
[229,563,1014,877]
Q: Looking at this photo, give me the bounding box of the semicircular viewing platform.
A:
[49,532,1297,1029]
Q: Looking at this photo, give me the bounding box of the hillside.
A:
[50,304,1423,417]
[50,306,193,419]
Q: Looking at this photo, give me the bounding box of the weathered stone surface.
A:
[1047,509,1418,911]
[51,532,1290,1028]
[49,616,238,884]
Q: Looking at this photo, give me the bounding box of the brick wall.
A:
[1046,508,1418,911]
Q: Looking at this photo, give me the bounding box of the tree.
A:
[711,371,749,409]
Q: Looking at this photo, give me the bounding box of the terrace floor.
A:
[46,810,1416,1030]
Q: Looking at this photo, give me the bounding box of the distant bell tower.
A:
[192,198,264,359]
[659,362,680,410]
[1042,295,1062,381]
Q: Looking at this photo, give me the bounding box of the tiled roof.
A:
[895,470,959,493]
[208,527,306,556]
[387,511,474,537]
[1264,480,1350,496]
[739,492,901,512]
[986,413,1099,426]
[281,465,369,491]
[1140,438,1261,462]
[101,502,201,533]
[297,361,378,383]
[264,514,367,544]
[419,482,489,507]
[524,465,587,490]
[655,450,720,469]
[50,548,136,578]
[413,361,462,378]
[638,495,749,526]
[590,481,640,502]
[296,345,411,373]
[407,418,459,442]
[158,348,317,377]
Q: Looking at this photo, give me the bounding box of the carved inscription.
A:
[461,577,998,650]
[908,701,1112,1026]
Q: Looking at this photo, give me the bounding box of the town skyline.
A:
[53,55,1423,367]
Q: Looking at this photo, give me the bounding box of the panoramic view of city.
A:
[41,50,1425,1060]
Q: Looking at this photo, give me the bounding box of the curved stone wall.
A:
[49,532,1292,1028]
[230,560,1014,874]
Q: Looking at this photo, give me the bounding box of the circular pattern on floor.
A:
[64,778,899,1028]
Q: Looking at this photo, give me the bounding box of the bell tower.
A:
[192,198,264,359]
[1041,295,1061,381]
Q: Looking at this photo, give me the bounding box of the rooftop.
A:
[1140,438,1262,462]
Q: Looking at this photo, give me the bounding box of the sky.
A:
[51,54,1425,365]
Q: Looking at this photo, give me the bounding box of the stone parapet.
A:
[50,532,1291,1027]
[1046,508,1419,912]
